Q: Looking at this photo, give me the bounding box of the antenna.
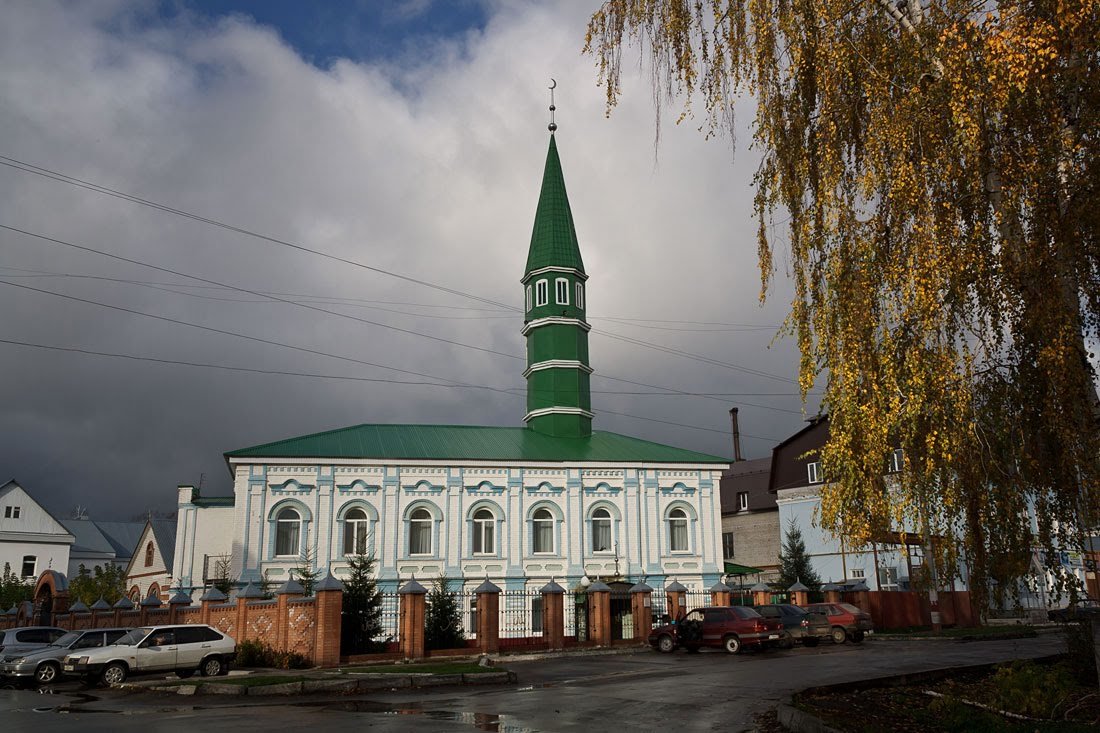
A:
[548,78,557,133]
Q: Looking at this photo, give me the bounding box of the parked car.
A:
[63,624,236,686]
[648,606,784,654]
[804,602,874,643]
[755,604,830,647]
[1049,598,1100,622]
[0,627,67,657]
[1,628,131,685]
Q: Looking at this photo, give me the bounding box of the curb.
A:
[872,630,1042,642]
[145,670,517,696]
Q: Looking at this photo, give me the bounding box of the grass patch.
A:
[339,662,501,675]
[177,675,310,687]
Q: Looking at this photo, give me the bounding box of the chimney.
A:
[729,408,743,462]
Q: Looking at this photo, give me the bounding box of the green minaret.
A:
[522,132,592,438]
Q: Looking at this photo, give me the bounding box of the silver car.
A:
[0,627,67,657]
[0,628,130,684]
[63,625,236,685]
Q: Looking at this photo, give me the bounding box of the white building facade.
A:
[0,479,74,582]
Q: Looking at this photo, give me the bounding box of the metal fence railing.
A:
[378,592,399,643]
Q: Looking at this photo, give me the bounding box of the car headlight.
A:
[13,657,26,663]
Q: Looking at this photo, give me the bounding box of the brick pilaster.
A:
[630,582,653,642]
[474,579,500,655]
[710,582,731,607]
[398,579,427,660]
[276,579,305,652]
[541,579,565,650]
[313,573,344,667]
[587,582,611,646]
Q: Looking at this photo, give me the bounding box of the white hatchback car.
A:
[63,624,236,685]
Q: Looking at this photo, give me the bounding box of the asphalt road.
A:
[0,634,1065,733]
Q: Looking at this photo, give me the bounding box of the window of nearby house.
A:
[591,507,612,553]
[274,507,302,557]
[878,566,899,590]
[807,461,823,484]
[21,555,36,578]
[851,568,865,579]
[526,285,533,311]
[144,541,154,567]
[4,506,20,519]
[343,507,371,556]
[722,532,735,559]
[738,492,749,511]
[408,508,433,556]
[535,279,549,307]
[887,448,904,474]
[472,508,495,555]
[555,278,570,305]
[575,282,584,309]
[668,508,689,552]
[532,508,555,554]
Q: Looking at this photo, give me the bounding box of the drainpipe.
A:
[729,408,743,462]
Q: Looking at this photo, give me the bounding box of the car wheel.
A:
[35,662,60,685]
[780,632,795,650]
[176,670,196,679]
[852,631,866,643]
[201,656,224,677]
[831,626,848,644]
[101,662,128,686]
[723,635,742,655]
[657,634,676,653]
[803,637,819,648]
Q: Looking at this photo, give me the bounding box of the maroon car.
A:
[648,606,784,654]
[804,602,874,643]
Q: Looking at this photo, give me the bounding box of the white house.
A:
[124,519,177,602]
[170,131,729,601]
[0,479,74,582]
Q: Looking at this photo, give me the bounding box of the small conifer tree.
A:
[424,575,464,650]
[778,520,823,590]
[342,539,384,653]
[292,546,320,596]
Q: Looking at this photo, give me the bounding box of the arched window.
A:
[535,279,548,306]
[408,508,433,556]
[668,508,689,552]
[148,582,160,599]
[591,508,612,553]
[472,508,495,555]
[343,507,370,556]
[144,541,154,567]
[532,508,555,554]
[129,586,140,602]
[275,507,302,557]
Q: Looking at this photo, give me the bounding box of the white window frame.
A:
[408,508,434,556]
[738,491,749,511]
[591,507,613,554]
[555,278,570,306]
[472,508,495,555]
[532,508,555,555]
[274,507,302,558]
[526,285,533,311]
[5,506,19,519]
[722,532,735,559]
[878,566,899,590]
[851,568,865,579]
[807,461,823,484]
[575,282,584,309]
[343,507,371,556]
[668,508,690,552]
[21,555,36,578]
[535,280,549,307]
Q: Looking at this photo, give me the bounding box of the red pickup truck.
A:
[648,606,784,654]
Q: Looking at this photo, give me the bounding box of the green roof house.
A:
[171,125,729,615]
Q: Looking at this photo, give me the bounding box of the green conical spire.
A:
[525,135,585,276]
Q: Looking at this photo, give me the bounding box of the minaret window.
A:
[575,282,584,309]
[526,285,533,311]
[555,278,570,305]
[535,280,548,307]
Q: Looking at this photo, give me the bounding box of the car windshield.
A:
[115,627,154,646]
[781,605,807,615]
[732,606,762,619]
[838,603,863,614]
[48,631,83,647]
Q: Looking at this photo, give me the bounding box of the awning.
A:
[723,562,764,575]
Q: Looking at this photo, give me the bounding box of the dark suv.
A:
[755,604,830,647]
[648,606,784,654]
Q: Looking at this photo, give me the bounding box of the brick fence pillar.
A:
[90,598,111,628]
[276,579,305,652]
[665,580,687,621]
[313,573,344,667]
[587,581,611,646]
[710,581,731,608]
[473,579,500,655]
[168,589,191,624]
[236,582,262,644]
[541,580,565,650]
[630,582,653,642]
[200,588,227,627]
[139,594,161,626]
[822,584,842,604]
[788,581,809,607]
[112,596,133,626]
[750,581,771,607]
[398,579,427,660]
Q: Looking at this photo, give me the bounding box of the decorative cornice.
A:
[522,265,588,283]
[524,406,595,422]
[523,360,594,378]
[522,317,591,336]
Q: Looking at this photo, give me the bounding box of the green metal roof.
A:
[524,135,585,276]
[225,424,728,465]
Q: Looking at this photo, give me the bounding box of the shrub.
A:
[234,639,311,670]
[424,575,465,650]
[989,660,1076,719]
[1062,619,1098,685]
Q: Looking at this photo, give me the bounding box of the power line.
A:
[0,156,797,382]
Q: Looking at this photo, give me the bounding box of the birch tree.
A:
[585,0,1100,612]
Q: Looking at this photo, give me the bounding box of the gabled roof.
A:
[719,456,774,514]
[61,519,145,560]
[225,424,728,465]
[149,520,176,574]
[524,135,585,276]
[94,521,147,559]
[0,479,75,542]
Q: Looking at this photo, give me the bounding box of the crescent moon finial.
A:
[548,78,558,133]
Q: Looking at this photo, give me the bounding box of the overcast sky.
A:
[0,0,817,520]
